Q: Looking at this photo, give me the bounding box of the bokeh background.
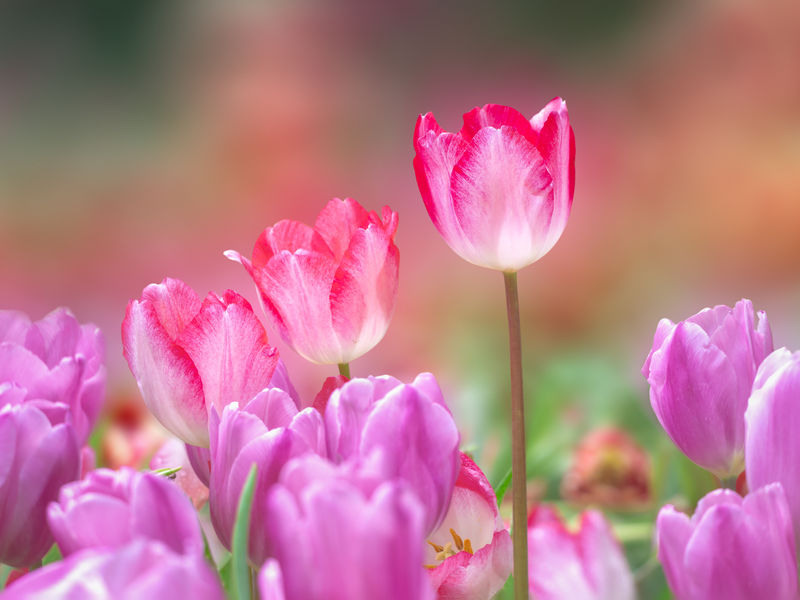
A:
[2,0,799,596]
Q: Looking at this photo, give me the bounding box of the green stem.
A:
[338,362,351,379]
[503,271,528,600]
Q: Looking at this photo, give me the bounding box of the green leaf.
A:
[42,544,62,566]
[151,466,182,479]
[493,468,512,505]
[232,464,257,600]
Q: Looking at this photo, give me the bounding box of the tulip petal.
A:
[461,104,539,146]
[450,125,554,271]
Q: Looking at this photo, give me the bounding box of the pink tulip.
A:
[261,454,434,600]
[208,399,325,566]
[745,348,800,547]
[426,453,512,600]
[122,278,280,446]
[642,299,772,478]
[225,197,399,365]
[324,373,460,534]
[413,99,574,271]
[0,403,80,568]
[657,484,797,600]
[528,505,634,600]
[47,467,204,557]
[0,308,105,444]
[1,539,225,600]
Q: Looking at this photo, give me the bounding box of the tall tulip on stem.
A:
[414,98,575,599]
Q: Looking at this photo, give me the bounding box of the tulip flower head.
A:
[425,453,512,600]
[642,299,772,478]
[226,197,399,365]
[413,99,575,272]
[122,279,279,446]
[745,348,800,548]
[528,505,635,600]
[657,484,797,600]
[47,467,204,557]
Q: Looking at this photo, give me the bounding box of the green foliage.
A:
[232,465,257,600]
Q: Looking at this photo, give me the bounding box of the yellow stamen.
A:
[464,538,473,554]
[428,541,444,553]
[450,528,464,551]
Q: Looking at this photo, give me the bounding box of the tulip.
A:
[745,348,800,547]
[225,197,399,366]
[324,373,460,534]
[642,299,772,478]
[528,505,635,600]
[47,467,204,557]
[657,483,797,599]
[263,454,434,600]
[122,279,279,446]
[413,99,574,272]
[1,539,225,600]
[0,403,80,568]
[426,453,512,600]
[208,399,325,566]
[0,308,105,444]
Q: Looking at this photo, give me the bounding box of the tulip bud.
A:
[413,99,574,272]
[226,197,399,365]
[642,299,772,478]
[657,484,797,599]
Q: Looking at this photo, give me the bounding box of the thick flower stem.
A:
[503,271,528,599]
[338,362,351,378]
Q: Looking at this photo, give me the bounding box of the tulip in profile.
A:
[324,373,460,534]
[1,539,225,600]
[47,467,204,557]
[122,279,279,446]
[0,403,80,568]
[528,505,635,600]
[426,453,512,600]
[225,197,399,369]
[657,483,797,600]
[745,348,800,546]
[642,299,772,478]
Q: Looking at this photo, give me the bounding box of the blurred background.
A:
[1,0,799,596]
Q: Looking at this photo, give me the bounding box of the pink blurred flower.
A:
[745,348,800,547]
[208,398,325,565]
[0,403,80,568]
[0,308,105,445]
[1,539,225,600]
[122,278,279,446]
[47,467,203,557]
[226,197,399,365]
[324,373,460,535]
[260,454,433,600]
[528,505,634,600]
[426,453,512,600]
[657,484,797,600]
[642,299,772,478]
[100,392,167,470]
[413,99,574,272]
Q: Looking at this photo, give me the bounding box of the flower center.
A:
[428,528,474,563]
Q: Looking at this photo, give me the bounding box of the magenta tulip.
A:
[122,278,279,446]
[208,398,325,565]
[226,197,399,365]
[0,403,80,568]
[745,348,800,547]
[528,505,634,600]
[262,454,433,600]
[657,484,797,600]
[413,99,574,271]
[0,308,105,444]
[1,539,225,600]
[47,467,203,557]
[324,373,460,534]
[426,453,512,600]
[642,299,772,478]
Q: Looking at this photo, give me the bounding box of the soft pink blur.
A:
[1,1,799,413]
